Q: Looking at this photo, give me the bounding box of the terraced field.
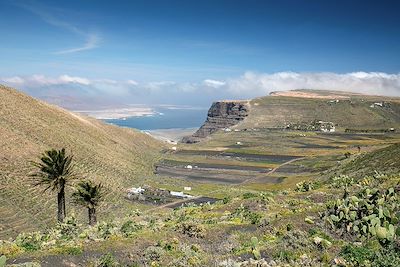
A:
[155,129,400,192]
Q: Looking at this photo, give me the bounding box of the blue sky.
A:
[1,0,400,108]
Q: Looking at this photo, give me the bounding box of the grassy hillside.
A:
[0,85,163,239]
[238,89,400,131]
[340,142,400,177]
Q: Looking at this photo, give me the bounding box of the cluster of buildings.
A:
[285,120,336,133]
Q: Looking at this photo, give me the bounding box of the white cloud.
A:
[55,34,100,54]
[59,75,91,85]
[93,79,118,85]
[127,80,139,86]
[203,79,226,88]
[2,71,400,107]
[1,76,24,84]
[145,81,176,91]
[1,74,91,87]
[224,71,400,97]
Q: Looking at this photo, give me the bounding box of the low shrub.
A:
[176,222,205,238]
[242,192,258,199]
[55,216,80,240]
[222,196,231,204]
[339,242,400,267]
[120,220,142,237]
[231,205,263,224]
[0,241,23,257]
[144,246,164,262]
[97,253,119,267]
[15,232,43,251]
[96,222,118,239]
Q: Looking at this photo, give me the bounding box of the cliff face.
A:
[182,101,249,143]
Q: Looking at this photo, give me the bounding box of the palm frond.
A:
[30,148,75,192]
[72,180,105,208]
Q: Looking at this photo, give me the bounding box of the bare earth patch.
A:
[270,90,350,99]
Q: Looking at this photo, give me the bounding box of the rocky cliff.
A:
[182,101,249,143]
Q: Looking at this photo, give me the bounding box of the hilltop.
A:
[241,89,400,131]
[0,85,163,239]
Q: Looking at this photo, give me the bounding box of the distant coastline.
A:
[144,128,198,143]
[98,106,206,131]
[75,105,206,142]
[75,106,155,120]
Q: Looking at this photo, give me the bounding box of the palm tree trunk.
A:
[88,207,97,226]
[57,184,66,222]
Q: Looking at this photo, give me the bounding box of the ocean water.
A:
[104,107,207,130]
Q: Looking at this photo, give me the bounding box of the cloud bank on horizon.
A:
[2,71,400,109]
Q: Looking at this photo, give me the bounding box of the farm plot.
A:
[159,159,271,172]
[155,165,261,184]
[156,149,304,185]
[156,130,400,194]
[174,150,301,163]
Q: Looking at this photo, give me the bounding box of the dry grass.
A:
[0,85,164,239]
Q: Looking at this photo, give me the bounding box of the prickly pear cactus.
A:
[0,255,6,267]
[250,237,261,260]
[324,186,399,242]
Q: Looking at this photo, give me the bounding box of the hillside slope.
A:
[340,142,400,177]
[0,85,162,239]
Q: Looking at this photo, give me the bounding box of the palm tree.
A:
[72,180,104,226]
[31,148,75,223]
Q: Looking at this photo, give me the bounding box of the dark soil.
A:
[249,176,286,184]
[155,166,251,184]
[292,141,340,149]
[159,160,270,172]
[174,150,301,163]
